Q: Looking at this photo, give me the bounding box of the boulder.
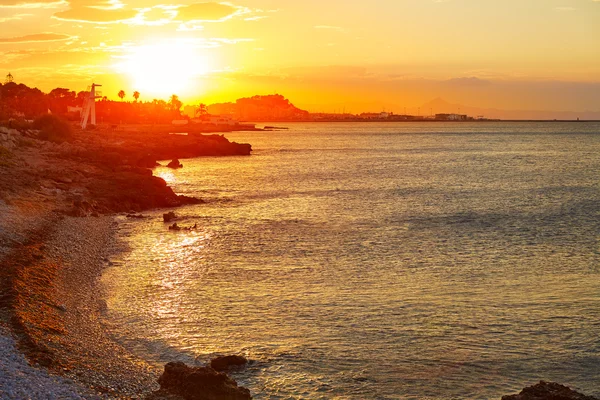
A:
[155,361,251,400]
[210,356,248,372]
[502,381,598,400]
[163,212,177,222]
[167,159,183,169]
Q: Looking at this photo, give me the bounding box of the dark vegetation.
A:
[0,82,187,124]
[32,115,72,143]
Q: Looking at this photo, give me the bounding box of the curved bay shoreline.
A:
[0,124,597,399]
[0,124,253,398]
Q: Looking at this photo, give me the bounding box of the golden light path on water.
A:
[101,122,600,399]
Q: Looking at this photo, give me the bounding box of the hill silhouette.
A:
[208,94,309,121]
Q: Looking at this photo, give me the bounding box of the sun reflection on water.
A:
[155,169,176,185]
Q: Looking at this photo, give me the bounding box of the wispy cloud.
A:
[0,12,32,21]
[174,2,248,22]
[0,33,71,42]
[0,0,64,9]
[244,15,267,21]
[132,5,177,26]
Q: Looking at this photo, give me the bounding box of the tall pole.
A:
[81,83,102,129]
[90,84,97,125]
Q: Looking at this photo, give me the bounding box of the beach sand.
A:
[0,206,159,398]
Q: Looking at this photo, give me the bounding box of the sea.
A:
[100,122,600,399]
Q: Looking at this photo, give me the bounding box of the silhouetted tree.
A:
[118,90,126,101]
[76,91,88,105]
[196,103,208,116]
[133,91,140,102]
[169,94,182,114]
[48,88,76,114]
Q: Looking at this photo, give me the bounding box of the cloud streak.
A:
[0,0,64,8]
[0,33,72,42]
[53,2,137,23]
[175,2,246,22]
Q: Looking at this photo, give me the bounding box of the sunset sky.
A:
[0,0,599,113]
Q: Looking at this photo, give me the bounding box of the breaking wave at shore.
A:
[101,122,600,399]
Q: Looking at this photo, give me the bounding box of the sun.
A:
[116,40,211,99]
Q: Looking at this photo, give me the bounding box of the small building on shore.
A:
[435,113,469,121]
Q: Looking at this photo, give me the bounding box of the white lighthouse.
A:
[80,83,102,129]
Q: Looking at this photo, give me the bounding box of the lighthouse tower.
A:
[80,83,102,129]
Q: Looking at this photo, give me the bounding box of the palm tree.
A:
[118,90,125,101]
[133,91,140,102]
[196,103,207,116]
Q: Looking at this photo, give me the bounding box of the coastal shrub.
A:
[0,119,32,131]
[17,137,35,148]
[0,145,14,167]
[33,114,72,143]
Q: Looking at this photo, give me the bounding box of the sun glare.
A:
[116,41,211,99]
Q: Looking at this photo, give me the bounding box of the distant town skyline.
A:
[1,0,599,116]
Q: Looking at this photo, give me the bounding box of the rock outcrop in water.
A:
[148,361,251,400]
[163,212,177,223]
[210,355,248,372]
[502,381,598,400]
[167,159,183,169]
[0,123,250,216]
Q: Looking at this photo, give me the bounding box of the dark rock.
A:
[68,199,97,217]
[167,159,183,169]
[163,212,177,222]
[155,361,251,400]
[127,213,146,219]
[169,223,181,231]
[502,381,598,400]
[210,355,248,372]
[137,154,160,168]
[177,195,204,205]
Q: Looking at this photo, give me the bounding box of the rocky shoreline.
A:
[1,123,598,399]
[0,123,256,398]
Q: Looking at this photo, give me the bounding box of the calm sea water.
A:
[101,122,600,399]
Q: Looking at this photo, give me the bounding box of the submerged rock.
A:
[153,361,251,400]
[502,381,598,400]
[210,355,248,372]
[126,213,146,219]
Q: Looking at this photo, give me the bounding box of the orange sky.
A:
[0,0,599,114]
